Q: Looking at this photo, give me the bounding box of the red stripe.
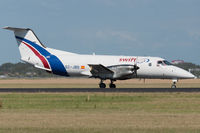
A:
[22,41,50,69]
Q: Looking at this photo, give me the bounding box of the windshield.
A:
[157,60,172,66]
[163,60,172,65]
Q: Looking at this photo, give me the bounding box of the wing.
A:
[88,64,114,79]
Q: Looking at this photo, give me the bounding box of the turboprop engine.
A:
[108,64,139,80]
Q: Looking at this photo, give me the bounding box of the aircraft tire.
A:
[99,83,106,88]
[109,84,116,88]
[171,85,176,88]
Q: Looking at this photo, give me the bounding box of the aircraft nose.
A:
[176,67,196,79]
[183,71,195,79]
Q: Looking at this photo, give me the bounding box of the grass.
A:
[1,93,200,132]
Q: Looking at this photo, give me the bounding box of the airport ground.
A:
[0,78,200,133]
[0,78,200,88]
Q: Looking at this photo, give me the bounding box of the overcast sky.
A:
[0,0,199,65]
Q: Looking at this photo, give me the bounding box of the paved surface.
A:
[0,88,200,93]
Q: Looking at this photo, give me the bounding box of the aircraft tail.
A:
[4,27,46,47]
[3,27,51,71]
[4,26,69,76]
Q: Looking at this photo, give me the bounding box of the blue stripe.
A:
[16,36,69,76]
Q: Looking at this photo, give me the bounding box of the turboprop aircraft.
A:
[3,27,195,88]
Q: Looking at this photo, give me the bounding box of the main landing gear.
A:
[99,80,116,88]
[171,79,177,88]
[99,82,106,88]
[109,80,116,88]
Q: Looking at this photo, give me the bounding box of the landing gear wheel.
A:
[171,84,176,88]
[171,79,177,88]
[109,83,116,88]
[99,83,106,88]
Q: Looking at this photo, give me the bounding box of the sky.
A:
[0,0,199,65]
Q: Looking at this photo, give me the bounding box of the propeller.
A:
[133,57,140,76]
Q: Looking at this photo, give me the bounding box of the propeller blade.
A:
[133,57,139,76]
[133,65,139,76]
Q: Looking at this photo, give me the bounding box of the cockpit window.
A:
[157,60,172,66]
[163,60,172,65]
[157,61,163,65]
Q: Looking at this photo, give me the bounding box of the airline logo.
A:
[21,40,51,70]
[137,58,150,64]
[119,58,136,62]
[119,57,150,64]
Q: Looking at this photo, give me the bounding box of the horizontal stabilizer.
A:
[3,27,29,31]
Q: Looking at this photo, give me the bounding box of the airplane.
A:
[3,27,195,88]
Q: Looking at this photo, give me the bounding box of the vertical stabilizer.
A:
[4,26,69,76]
[3,27,51,71]
[3,27,46,47]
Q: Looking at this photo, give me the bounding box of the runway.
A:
[0,88,200,93]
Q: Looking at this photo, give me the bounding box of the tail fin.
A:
[3,27,46,48]
[3,27,51,71]
[4,26,69,76]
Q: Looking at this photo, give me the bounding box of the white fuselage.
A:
[4,26,195,87]
[47,48,195,80]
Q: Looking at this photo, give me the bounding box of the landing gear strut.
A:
[109,80,116,88]
[171,79,177,88]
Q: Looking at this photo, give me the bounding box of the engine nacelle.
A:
[108,65,136,80]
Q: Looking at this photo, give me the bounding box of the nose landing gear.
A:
[171,79,177,88]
